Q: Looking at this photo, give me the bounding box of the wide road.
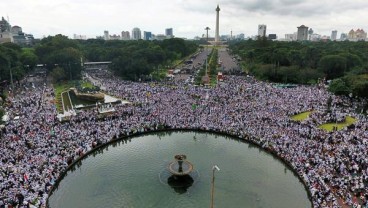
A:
[175,46,240,82]
[218,47,241,73]
[192,47,211,67]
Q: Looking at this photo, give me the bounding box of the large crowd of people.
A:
[0,69,367,208]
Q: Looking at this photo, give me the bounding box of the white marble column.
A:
[215,5,220,43]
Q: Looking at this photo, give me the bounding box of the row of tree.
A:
[0,35,198,84]
[33,35,198,81]
[229,38,368,98]
[0,42,38,85]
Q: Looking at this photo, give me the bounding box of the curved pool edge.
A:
[46,128,313,208]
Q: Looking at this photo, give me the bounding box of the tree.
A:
[352,80,368,98]
[319,55,347,80]
[328,78,350,95]
[20,48,38,72]
[339,52,363,72]
[35,35,82,82]
[288,50,304,68]
[344,74,368,98]
[50,67,67,82]
[0,51,10,81]
[304,46,321,69]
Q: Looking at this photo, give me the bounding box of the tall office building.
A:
[104,30,109,40]
[340,33,348,40]
[11,26,22,35]
[143,31,152,40]
[308,28,314,40]
[331,30,338,41]
[165,28,173,38]
[109,34,121,40]
[258,24,267,37]
[348,29,367,41]
[297,25,308,41]
[0,17,34,45]
[121,31,130,40]
[0,17,13,43]
[131,27,141,40]
[0,17,10,32]
[237,33,245,40]
[285,33,297,41]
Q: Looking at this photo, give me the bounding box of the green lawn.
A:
[291,111,313,121]
[81,81,94,89]
[319,116,357,132]
[54,82,74,96]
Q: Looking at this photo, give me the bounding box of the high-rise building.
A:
[297,25,308,41]
[268,34,277,40]
[165,28,173,38]
[0,17,10,32]
[348,29,367,41]
[11,26,22,35]
[310,34,321,42]
[285,33,297,41]
[0,17,12,43]
[109,34,121,40]
[308,28,314,40]
[143,31,152,40]
[331,30,338,41]
[237,33,245,40]
[104,30,109,40]
[132,27,141,40]
[0,17,33,45]
[258,24,267,37]
[340,33,348,40]
[121,31,130,40]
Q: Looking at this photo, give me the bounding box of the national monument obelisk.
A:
[215,5,220,44]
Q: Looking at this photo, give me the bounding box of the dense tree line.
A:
[79,37,197,80]
[229,38,368,98]
[1,35,198,84]
[0,42,39,122]
[0,42,38,85]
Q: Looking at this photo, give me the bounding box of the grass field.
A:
[319,116,357,132]
[291,111,313,121]
[81,81,94,89]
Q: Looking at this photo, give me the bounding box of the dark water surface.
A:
[48,131,311,208]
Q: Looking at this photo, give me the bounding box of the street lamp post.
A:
[205,27,211,43]
[210,165,220,208]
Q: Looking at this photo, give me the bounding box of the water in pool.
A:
[48,131,311,208]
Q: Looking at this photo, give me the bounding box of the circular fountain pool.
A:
[48,131,311,208]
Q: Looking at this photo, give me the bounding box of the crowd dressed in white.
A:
[0,71,367,208]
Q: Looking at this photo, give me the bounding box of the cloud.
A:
[1,0,367,39]
[225,0,368,17]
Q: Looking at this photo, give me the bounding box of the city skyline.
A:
[1,0,368,39]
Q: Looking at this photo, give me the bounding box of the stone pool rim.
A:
[46,128,313,208]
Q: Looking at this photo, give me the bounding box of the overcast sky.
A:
[1,0,367,39]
